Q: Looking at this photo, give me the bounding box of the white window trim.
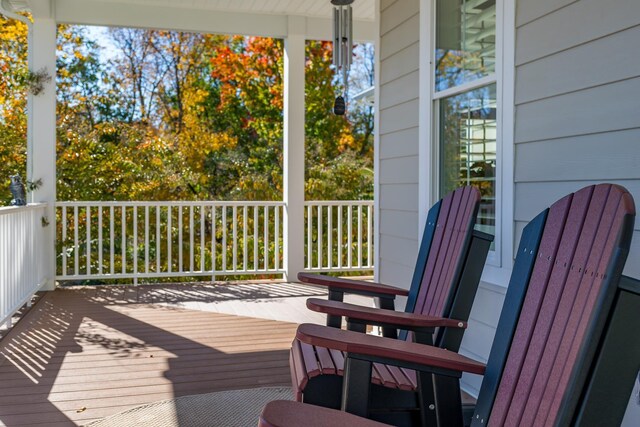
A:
[373,0,382,282]
[432,74,497,100]
[419,0,516,287]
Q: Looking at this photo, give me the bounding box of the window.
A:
[434,0,498,249]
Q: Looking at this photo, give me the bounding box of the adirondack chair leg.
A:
[327,289,344,328]
[347,320,367,333]
[413,332,438,427]
[433,376,464,427]
[342,356,373,418]
[571,275,640,427]
[417,372,438,427]
[378,296,398,338]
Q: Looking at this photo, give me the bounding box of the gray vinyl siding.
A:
[378,0,421,287]
[459,282,507,396]
[514,1,640,422]
[514,0,640,280]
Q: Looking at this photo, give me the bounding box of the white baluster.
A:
[264,206,269,270]
[367,204,373,267]
[98,206,103,275]
[328,205,332,269]
[347,205,352,269]
[167,206,172,273]
[253,206,258,271]
[62,205,67,275]
[121,205,126,274]
[222,206,227,272]
[275,204,280,272]
[189,205,194,273]
[358,204,362,268]
[317,205,322,269]
[110,206,114,275]
[74,206,79,276]
[200,205,205,273]
[338,205,343,269]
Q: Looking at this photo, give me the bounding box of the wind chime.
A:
[331,0,354,115]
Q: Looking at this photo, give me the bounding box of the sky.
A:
[83,25,119,61]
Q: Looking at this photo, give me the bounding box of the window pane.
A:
[440,84,496,238]
[435,0,496,91]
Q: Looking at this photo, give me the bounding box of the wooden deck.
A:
[0,282,347,426]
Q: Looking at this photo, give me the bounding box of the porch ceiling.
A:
[80,0,375,21]
[13,0,375,40]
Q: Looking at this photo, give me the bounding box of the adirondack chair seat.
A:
[291,299,469,396]
[291,183,638,427]
[290,186,493,425]
[292,340,432,393]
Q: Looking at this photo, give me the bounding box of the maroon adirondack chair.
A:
[291,186,494,425]
[259,401,391,427]
[291,183,638,426]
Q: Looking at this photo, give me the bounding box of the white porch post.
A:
[283,15,306,282]
[28,1,57,291]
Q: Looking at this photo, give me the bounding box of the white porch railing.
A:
[55,201,285,281]
[55,200,374,283]
[304,201,374,272]
[0,204,47,328]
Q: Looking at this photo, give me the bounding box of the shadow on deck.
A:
[0,282,342,426]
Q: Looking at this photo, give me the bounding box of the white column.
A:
[283,15,306,282]
[28,2,57,291]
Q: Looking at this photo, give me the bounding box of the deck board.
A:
[0,283,340,426]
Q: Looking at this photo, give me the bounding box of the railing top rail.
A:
[54,200,373,207]
[55,201,286,207]
[304,200,374,206]
[0,203,47,216]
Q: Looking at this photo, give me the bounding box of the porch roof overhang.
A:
[5,0,376,41]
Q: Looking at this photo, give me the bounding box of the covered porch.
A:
[1,0,639,426]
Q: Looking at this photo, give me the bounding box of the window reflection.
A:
[440,85,496,238]
[435,0,496,91]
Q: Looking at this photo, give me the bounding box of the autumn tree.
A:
[205,36,284,201]
[1,22,374,204]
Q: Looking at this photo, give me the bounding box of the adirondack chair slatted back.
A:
[405,186,480,320]
[472,184,635,427]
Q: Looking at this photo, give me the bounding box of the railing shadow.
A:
[0,295,84,426]
[0,285,299,426]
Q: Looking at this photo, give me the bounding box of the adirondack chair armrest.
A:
[298,273,409,298]
[296,323,486,376]
[306,298,467,331]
